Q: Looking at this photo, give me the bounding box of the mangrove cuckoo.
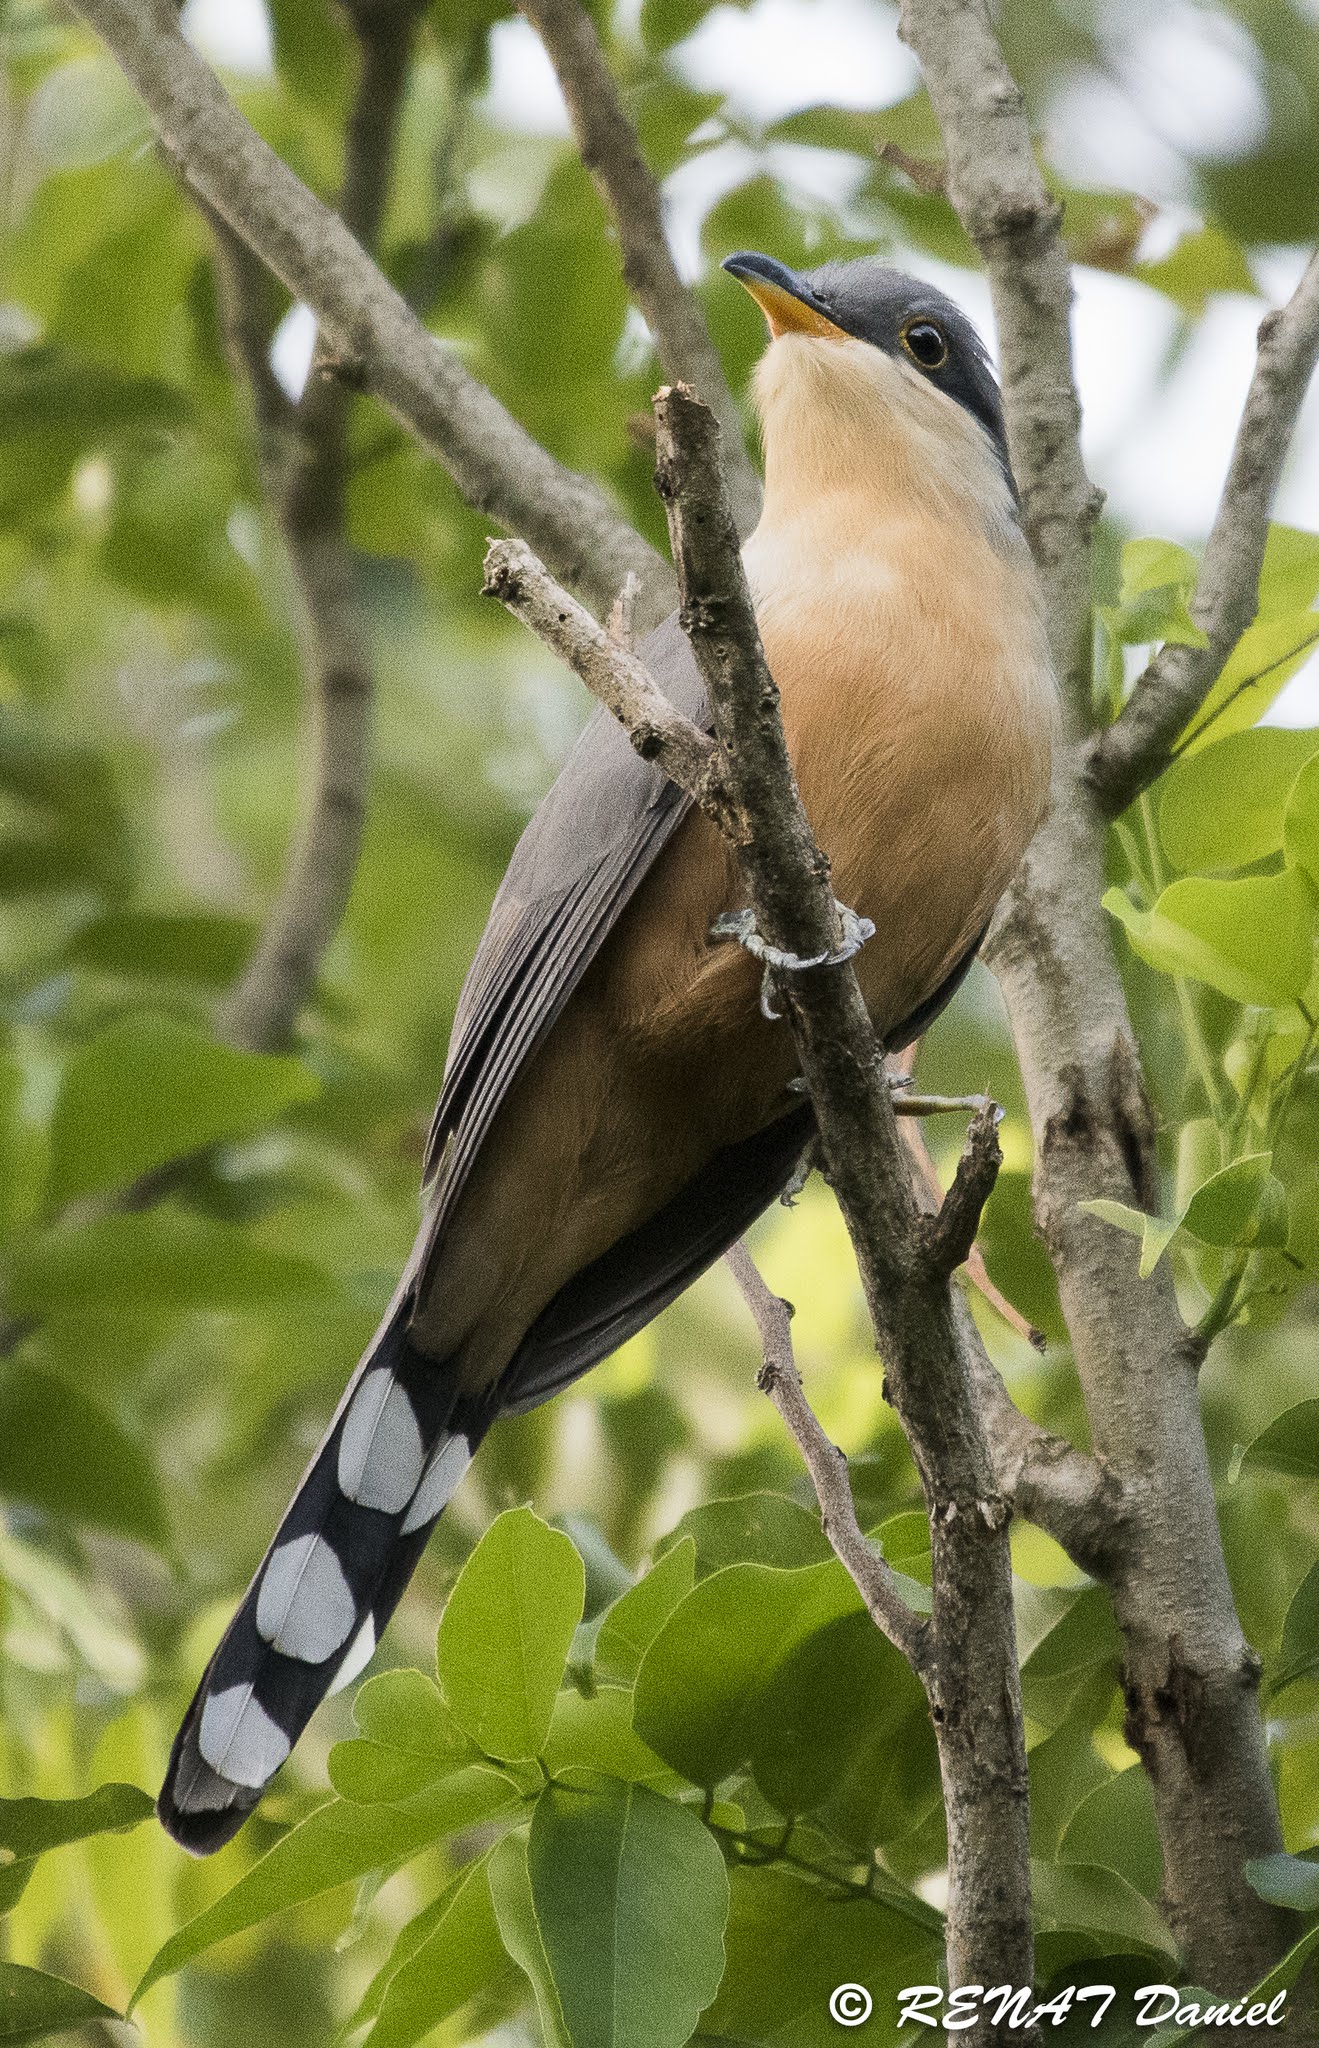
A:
[161,250,1055,1850]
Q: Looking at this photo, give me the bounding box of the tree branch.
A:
[893,1081,1043,1347]
[519,0,762,535]
[213,4,422,1052]
[654,382,1034,2023]
[1090,250,1319,814]
[894,1087,1119,1569]
[725,1241,929,1669]
[67,0,672,622]
[897,0,1101,703]
[902,0,1294,1988]
[481,539,738,835]
[918,1098,1003,1274]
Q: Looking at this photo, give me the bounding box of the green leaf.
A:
[654,1493,831,1578]
[1104,871,1316,1007]
[701,1863,941,2046]
[0,1783,153,1930]
[1032,1860,1175,1958]
[331,1669,477,1802]
[1259,526,1319,618]
[47,1014,319,1210]
[1120,538,1199,602]
[1178,612,1319,752]
[1284,750,1319,888]
[9,1211,335,1315]
[24,54,146,171]
[67,910,259,987]
[1240,1401,1319,1482]
[1160,726,1319,873]
[0,1528,143,1691]
[488,1832,570,2048]
[1079,1201,1177,1277]
[1058,1768,1163,1901]
[132,1769,519,2004]
[1101,584,1207,652]
[1243,1852,1319,1913]
[0,349,188,524]
[0,1364,167,1546]
[1027,1717,1111,1861]
[1137,1215,1181,1277]
[596,1539,696,1684]
[354,1667,469,1752]
[367,1850,515,2048]
[327,1742,456,1805]
[437,1506,585,1761]
[526,1780,728,2048]
[543,1688,669,1786]
[0,1783,153,1858]
[0,1963,118,2043]
[1021,1588,1122,1733]
[749,1611,940,1848]
[1085,1155,1284,1278]
[1276,1560,1319,1690]
[553,1514,633,1615]
[1181,1154,1276,1247]
[633,1559,863,1787]
[1079,1199,1147,1242]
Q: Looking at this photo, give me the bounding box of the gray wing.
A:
[422,611,706,1215]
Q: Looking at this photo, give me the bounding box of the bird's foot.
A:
[711,903,875,1022]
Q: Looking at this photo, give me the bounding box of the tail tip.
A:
[158,1741,263,1857]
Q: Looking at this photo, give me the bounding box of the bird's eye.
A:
[900,320,949,370]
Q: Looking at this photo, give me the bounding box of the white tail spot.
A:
[338,1369,425,1513]
[326,1614,377,1697]
[400,1434,472,1534]
[256,1533,356,1663]
[198,1685,291,1788]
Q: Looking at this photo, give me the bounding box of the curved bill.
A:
[721,249,849,339]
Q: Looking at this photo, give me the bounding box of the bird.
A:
[159,249,1056,1852]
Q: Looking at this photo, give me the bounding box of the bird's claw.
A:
[711,904,875,1021]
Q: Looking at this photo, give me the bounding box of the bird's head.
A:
[722,249,1015,525]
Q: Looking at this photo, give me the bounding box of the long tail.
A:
[159,1304,490,1855]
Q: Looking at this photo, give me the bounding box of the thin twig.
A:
[402,31,484,318]
[921,1098,1004,1273]
[726,1240,929,1669]
[519,0,761,535]
[876,139,947,194]
[895,1088,1044,1348]
[481,538,738,834]
[607,570,641,653]
[215,4,421,1051]
[1091,250,1319,813]
[66,0,671,621]
[893,1082,1118,1562]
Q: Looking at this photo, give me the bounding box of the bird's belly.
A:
[764,579,1052,1034]
[416,562,1051,1380]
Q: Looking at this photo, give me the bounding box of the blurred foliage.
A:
[2,0,1319,2040]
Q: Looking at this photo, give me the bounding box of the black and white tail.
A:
[159,1305,489,1854]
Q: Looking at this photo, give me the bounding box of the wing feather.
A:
[422,614,706,1210]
